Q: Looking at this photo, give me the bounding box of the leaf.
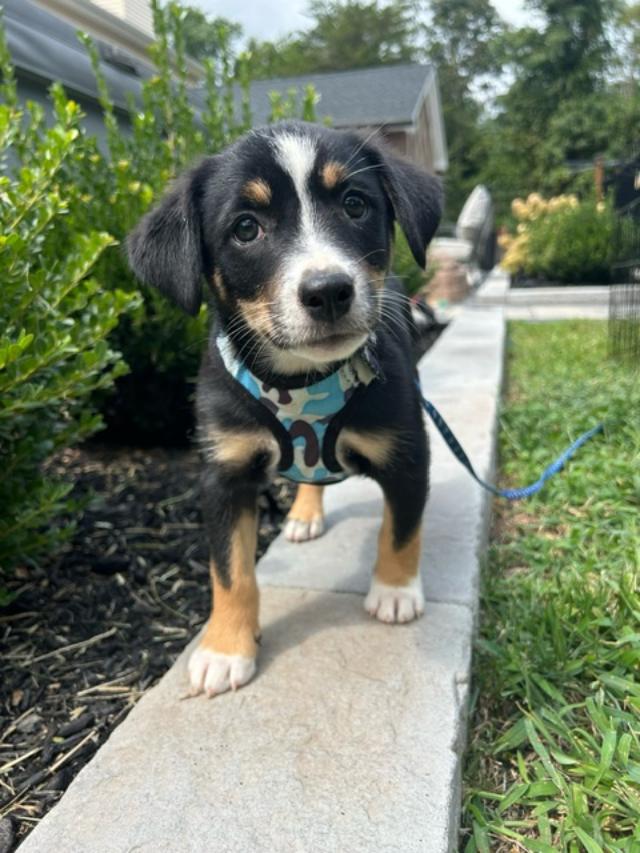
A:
[524,717,564,789]
[573,827,604,853]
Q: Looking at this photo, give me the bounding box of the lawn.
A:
[462,321,640,853]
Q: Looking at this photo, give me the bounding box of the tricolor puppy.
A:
[127,120,442,697]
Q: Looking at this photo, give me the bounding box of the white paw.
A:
[188,646,256,697]
[364,577,425,624]
[284,515,325,543]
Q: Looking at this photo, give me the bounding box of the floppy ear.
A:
[369,144,443,269]
[127,158,216,316]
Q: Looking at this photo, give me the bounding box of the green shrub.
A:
[392,227,428,295]
[0,28,137,571]
[501,192,615,284]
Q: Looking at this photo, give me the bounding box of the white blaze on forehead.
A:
[269,129,371,357]
[272,130,352,273]
[273,131,318,242]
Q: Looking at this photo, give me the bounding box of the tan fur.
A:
[365,261,386,291]
[212,269,226,301]
[320,160,347,189]
[337,428,395,469]
[242,178,272,206]
[203,426,279,471]
[200,510,259,657]
[287,483,325,522]
[237,297,274,337]
[374,502,421,586]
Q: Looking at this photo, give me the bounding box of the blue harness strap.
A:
[419,393,604,501]
[216,334,379,485]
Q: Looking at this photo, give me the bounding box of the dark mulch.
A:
[0,445,294,851]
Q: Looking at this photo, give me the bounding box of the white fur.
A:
[188,646,256,697]
[270,131,371,357]
[364,576,425,624]
[284,515,325,543]
[264,332,369,374]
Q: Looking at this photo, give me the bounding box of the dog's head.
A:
[128,121,442,373]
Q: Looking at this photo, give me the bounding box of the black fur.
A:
[127,120,442,583]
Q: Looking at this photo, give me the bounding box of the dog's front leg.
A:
[364,500,425,623]
[364,448,428,624]
[189,474,260,697]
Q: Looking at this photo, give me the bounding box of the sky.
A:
[192,1,534,42]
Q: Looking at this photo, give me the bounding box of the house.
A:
[4,0,448,177]
[3,0,202,139]
[245,65,448,175]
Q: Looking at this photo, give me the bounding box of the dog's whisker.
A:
[345,123,386,170]
[344,163,385,181]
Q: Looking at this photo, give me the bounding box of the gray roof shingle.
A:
[242,64,435,129]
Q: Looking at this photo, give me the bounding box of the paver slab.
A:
[20,589,473,853]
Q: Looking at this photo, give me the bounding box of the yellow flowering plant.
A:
[500,192,614,284]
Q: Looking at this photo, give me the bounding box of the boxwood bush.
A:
[0,28,138,572]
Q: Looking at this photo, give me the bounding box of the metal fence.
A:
[609,186,640,364]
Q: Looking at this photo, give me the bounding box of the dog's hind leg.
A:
[284,484,325,542]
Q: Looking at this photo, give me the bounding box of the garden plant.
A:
[0,27,137,575]
[499,193,616,285]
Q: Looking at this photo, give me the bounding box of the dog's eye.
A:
[233,216,261,243]
[343,193,367,219]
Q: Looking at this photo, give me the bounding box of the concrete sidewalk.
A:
[473,270,609,319]
[21,281,506,853]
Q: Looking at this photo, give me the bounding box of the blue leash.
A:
[419,394,604,501]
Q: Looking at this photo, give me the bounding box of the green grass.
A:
[462,321,640,853]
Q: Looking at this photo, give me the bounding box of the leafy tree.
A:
[422,0,506,218]
[248,0,419,79]
[480,0,632,217]
[303,0,418,70]
[175,4,241,63]
[424,0,504,88]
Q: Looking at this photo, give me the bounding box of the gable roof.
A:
[244,64,436,129]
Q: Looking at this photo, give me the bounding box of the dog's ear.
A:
[368,143,443,269]
[127,157,216,316]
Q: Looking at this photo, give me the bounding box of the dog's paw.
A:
[364,577,425,624]
[284,515,325,543]
[188,646,256,697]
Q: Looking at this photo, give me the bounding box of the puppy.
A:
[128,121,442,697]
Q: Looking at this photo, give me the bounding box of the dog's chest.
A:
[217,335,379,484]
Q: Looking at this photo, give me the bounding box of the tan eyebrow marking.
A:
[241,178,272,206]
[320,160,348,190]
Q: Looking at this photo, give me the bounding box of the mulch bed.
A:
[0,445,294,851]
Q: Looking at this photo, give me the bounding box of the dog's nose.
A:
[299,272,354,322]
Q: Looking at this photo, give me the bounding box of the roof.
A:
[3,0,202,113]
[242,64,436,129]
